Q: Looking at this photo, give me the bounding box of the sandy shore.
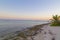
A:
[1,23,60,40]
[1,23,49,40]
[27,24,60,40]
[36,24,60,40]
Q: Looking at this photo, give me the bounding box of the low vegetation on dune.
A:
[51,15,60,26]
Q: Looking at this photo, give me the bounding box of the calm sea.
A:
[0,20,48,36]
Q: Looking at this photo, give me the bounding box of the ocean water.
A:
[0,20,48,36]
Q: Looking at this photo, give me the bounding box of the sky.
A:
[0,0,60,20]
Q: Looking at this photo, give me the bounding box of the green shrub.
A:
[51,15,60,26]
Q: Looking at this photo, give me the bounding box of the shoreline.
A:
[2,23,50,40]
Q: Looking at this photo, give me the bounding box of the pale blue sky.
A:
[0,0,60,20]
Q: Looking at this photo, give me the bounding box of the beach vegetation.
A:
[51,15,60,26]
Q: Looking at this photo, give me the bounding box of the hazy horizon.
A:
[0,0,60,20]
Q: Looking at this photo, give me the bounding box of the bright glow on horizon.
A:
[0,0,60,20]
[0,12,52,20]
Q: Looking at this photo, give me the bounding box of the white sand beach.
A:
[33,25,60,40]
